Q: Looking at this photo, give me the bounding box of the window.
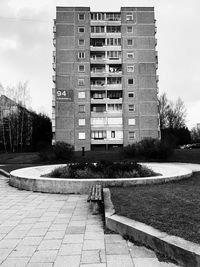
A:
[78,119,85,126]
[107,104,122,112]
[128,78,134,85]
[79,105,85,113]
[78,52,85,59]
[106,26,121,33]
[129,131,136,139]
[126,13,133,21]
[78,39,85,46]
[127,39,133,46]
[107,117,122,125]
[128,118,136,125]
[78,132,85,139]
[78,65,85,72]
[78,27,85,33]
[127,66,134,72]
[127,26,133,33]
[128,92,135,98]
[78,14,85,20]
[107,38,121,46]
[129,104,135,111]
[111,131,115,138]
[91,131,106,140]
[127,52,134,59]
[91,26,104,33]
[78,79,85,86]
[78,92,85,99]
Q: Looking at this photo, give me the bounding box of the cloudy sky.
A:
[0,0,199,128]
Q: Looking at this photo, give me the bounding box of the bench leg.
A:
[91,202,99,215]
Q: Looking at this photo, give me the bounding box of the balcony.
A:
[52,75,56,82]
[53,25,56,33]
[53,38,56,47]
[91,138,123,145]
[52,63,56,70]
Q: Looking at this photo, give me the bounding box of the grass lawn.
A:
[110,171,200,245]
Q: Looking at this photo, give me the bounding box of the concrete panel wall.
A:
[137,12,154,24]
[140,102,158,115]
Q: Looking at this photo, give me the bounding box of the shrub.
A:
[53,142,74,161]
[45,160,158,179]
[38,142,74,162]
[124,138,174,160]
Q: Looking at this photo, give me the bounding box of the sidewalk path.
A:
[0,175,177,267]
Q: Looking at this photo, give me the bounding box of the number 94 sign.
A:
[56,90,73,102]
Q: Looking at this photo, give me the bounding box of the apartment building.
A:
[52,7,160,151]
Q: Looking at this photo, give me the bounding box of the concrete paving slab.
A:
[0,175,179,267]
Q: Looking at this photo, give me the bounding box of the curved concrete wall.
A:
[9,163,192,194]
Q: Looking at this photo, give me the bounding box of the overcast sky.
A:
[0,0,199,128]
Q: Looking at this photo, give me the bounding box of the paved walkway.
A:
[0,175,177,267]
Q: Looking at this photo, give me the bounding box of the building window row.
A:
[78,131,135,140]
[90,26,134,33]
[89,38,133,47]
[78,77,135,86]
[91,12,121,21]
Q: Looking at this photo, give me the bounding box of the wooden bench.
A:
[87,184,103,215]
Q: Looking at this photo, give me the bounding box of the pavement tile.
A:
[105,234,126,243]
[0,257,30,267]
[66,226,86,234]
[18,237,43,246]
[27,263,53,267]
[83,240,105,250]
[43,231,65,240]
[27,228,48,237]
[48,224,67,231]
[32,222,52,229]
[0,226,14,234]
[81,249,106,264]
[30,250,58,263]
[86,225,104,232]
[58,243,82,255]
[5,230,28,239]
[68,220,87,227]
[63,234,84,243]
[84,232,104,240]
[53,217,70,224]
[21,218,38,224]
[80,264,106,267]
[14,224,33,231]
[54,255,81,267]
[0,248,13,261]
[38,239,62,250]
[0,239,21,248]
[106,243,129,255]
[9,245,37,257]
[107,255,134,267]
[128,244,156,258]
[133,258,177,267]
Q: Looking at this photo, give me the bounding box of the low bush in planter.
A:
[45,160,158,179]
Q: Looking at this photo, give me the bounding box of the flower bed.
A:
[44,160,159,179]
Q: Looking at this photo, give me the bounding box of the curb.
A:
[103,188,200,267]
[0,169,10,177]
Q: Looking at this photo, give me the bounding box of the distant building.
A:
[52,7,160,151]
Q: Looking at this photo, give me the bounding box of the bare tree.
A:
[158,93,170,129]
[191,126,200,143]
[158,93,187,129]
